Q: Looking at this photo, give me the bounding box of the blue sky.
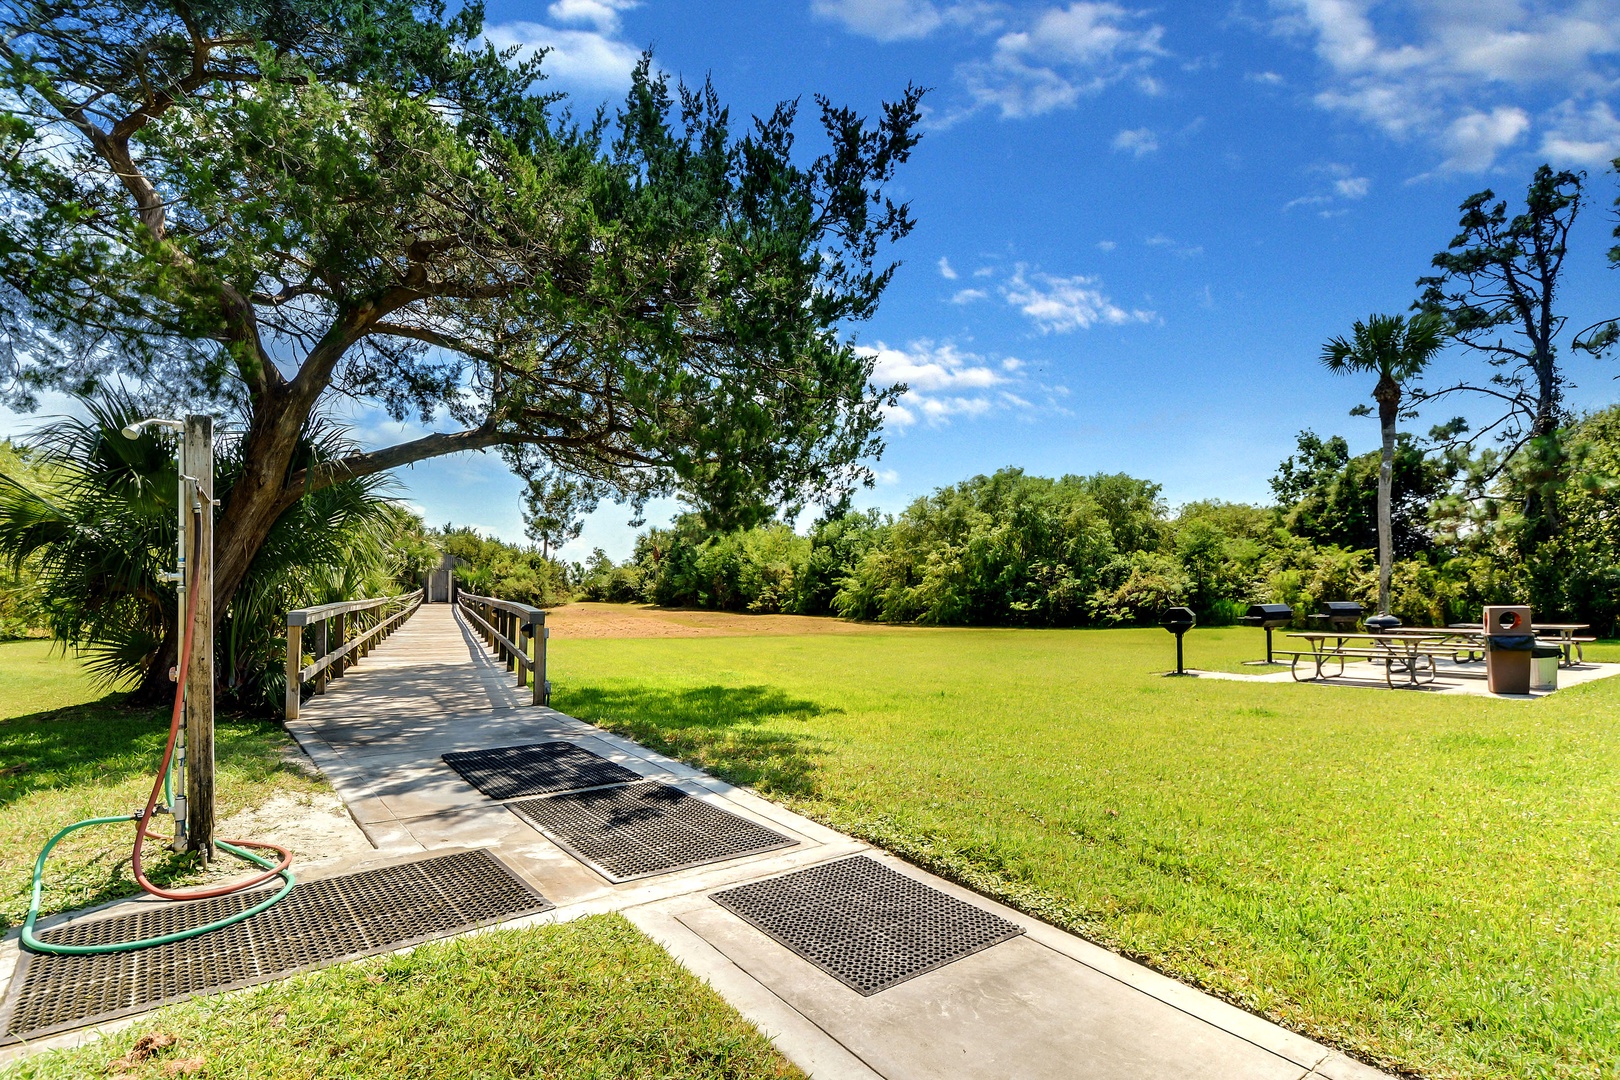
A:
[8,1,1620,562]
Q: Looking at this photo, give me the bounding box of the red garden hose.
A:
[130,505,293,898]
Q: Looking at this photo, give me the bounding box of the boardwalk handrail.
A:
[284,589,424,720]
[455,590,550,706]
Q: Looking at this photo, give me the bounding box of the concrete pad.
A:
[673,903,1310,1080]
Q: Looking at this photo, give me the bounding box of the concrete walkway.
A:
[10,604,1397,1078]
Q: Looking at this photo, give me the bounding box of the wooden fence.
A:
[455,590,550,706]
[284,590,423,720]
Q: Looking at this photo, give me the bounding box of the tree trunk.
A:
[209,390,315,620]
[1375,379,1399,617]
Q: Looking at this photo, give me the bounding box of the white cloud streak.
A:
[1001,265,1154,333]
[1270,0,1620,172]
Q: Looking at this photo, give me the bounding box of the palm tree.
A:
[1320,313,1448,615]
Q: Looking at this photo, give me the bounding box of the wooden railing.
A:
[284,590,424,720]
[455,590,550,706]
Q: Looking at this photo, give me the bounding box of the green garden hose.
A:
[21,504,296,955]
[21,817,295,955]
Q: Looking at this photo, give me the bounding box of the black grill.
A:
[1239,603,1293,629]
[1311,601,1363,629]
[442,741,644,799]
[710,856,1023,996]
[0,849,551,1044]
[1239,603,1294,664]
[506,782,796,882]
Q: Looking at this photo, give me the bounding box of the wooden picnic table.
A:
[1284,631,1454,688]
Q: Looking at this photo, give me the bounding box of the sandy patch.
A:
[213,791,373,872]
[543,602,912,639]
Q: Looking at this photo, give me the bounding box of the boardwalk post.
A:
[285,621,302,721]
[333,612,347,678]
[504,611,516,672]
[182,414,216,859]
[313,618,328,694]
[531,610,548,706]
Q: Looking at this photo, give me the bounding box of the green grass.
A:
[0,641,325,927]
[0,639,118,717]
[8,915,803,1080]
[548,623,1620,1080]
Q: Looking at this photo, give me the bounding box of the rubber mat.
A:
[1,849,551,1044]
[506,781,795,882]
[709,855,1023,996]
[442,741,644,799]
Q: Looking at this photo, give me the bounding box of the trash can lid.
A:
[1531,645,1563,658]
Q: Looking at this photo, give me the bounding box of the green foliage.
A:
[0,440,47,639]
[440,526,569,607]
[0,0,927,618]
[0,396,402,709]
[1271,430,1457,557]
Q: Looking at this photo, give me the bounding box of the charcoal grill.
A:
[1237,603,1293,664]
[1161,607,1196,675]
[1364,613,1401,634]
[1310,601,1363,633]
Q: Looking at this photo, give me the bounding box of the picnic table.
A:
[1284,631,1453,688]
[1446,622,1592,666]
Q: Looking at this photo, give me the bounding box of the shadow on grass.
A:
[554,683,832,798]
[0,695,306,810]
[0,696,316,928]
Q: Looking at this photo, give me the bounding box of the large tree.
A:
[1319,312,1446,615]
[1414,166,1584,536]
[0,0,922,632]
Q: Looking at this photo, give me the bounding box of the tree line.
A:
[574,401,1620,634]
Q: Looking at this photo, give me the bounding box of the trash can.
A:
[1530,645,1561,692]
[1483,605,1534,695]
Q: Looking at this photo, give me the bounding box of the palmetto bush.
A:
[0,395,401,712]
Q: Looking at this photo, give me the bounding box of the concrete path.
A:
[8,604,1397,1078]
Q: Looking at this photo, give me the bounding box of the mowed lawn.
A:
[550,621,1620,1080]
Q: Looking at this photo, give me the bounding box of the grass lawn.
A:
[9,914,802,1080]
[549,619,1620,1080]
[0,640,326,926]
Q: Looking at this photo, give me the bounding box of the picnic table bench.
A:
[1282,631,1455,688]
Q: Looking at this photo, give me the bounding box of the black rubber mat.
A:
[442,741,645,800]
[1,849,551,1044]
[709,855,1023,996]
[506,781,795,882]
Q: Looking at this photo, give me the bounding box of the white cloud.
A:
[938,256,959,279]
[1334,174,1370,197]
[1439,105,1530,171]
[1095,239,1117,251]
[1541,99,1620,165]
[810,0,995,42]
[1112,126,1159,155]
[957,3,1166,119]
[874,467,901,485]
[1247,70,1285,85]
[863,340,1022,428]
[1143,233,1202,257]
[950,287,990,304]
[1285,161,1371,212]
[1269,0,1620,172]
[484,17,643,92]
[547,0,637,34]
[1001,265,1153,333]
[972,265,997,277]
